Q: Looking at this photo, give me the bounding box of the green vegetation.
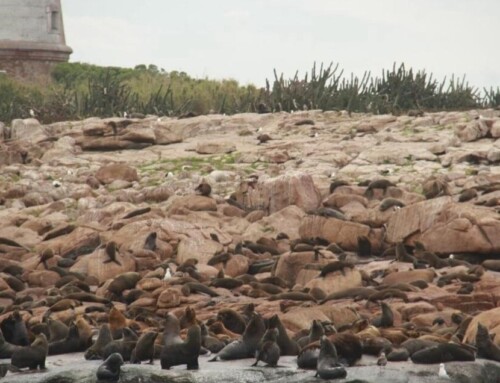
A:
[0,62,499,124]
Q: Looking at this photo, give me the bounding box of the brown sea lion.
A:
[217,309,247,334]
[161,324,201,370]
[411,342,475,364]
[321,287,375,304]
[195,182,212,197]
[371,302,394,328]
[201,323,225,353]
[96,352,123,382]
[318,261,355,277]
[252,328,280,367]
[379,198,405,211]
[0,329,23,358]
[180,306,198,329]
[48,323,84,355]
[182,282,219,297]
[108,272,141,296]
[37,248,54,269]
[11,333,48,370]
[268,314,299,356]
[315,336,347,379]
[85,324,113,360]
[298,320,325,349]
[329,180,349,193]
[130,331,158,364]
[0,311,29,346]
[364,179,396,199]
[357,235,372,257]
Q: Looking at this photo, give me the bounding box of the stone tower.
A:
[0,0,72,83]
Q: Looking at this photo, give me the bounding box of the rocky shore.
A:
[2,109,500,382]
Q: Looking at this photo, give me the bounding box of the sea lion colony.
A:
[2,111,500,380]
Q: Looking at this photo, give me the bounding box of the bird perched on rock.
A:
[377,351,387,373]
[438,363,450,379]
[163,267,172,280]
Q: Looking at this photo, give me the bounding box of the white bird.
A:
[52,180,62,188]
[166,172,174,179]
[163,267,172,280]
[123,111,128,118]
[29,109,35,118]
[377,351,387,374]
[449,254,455,259]
[438,363,449,379]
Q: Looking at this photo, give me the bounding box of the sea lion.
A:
[357,235,371,257]
[257,133,272,144]
[182,282,219,297]
[101,327,138,361]
[0,329,23,358]
[195,182,212,197]
[268,314,299,355]
[162,313,183,346]
[104,241,121,266]
[37,248,54,269]
[4,275,25,292]
[252,328,280,367]
[362,337,393,356]
[387,348,409,361]
[48,323,85,355]
[371,302,394,328]
[476,322,500,362]
[379,198,405,211]
[11,333,48,370]
[321,287,375,304]
[367,289,409,304]
[201,323,225,353]
[211,276,243,289]
[411,342,475,364]
[315,336,347,380]
[329,180,349,193]
[269,292,316,302]
[0,311,29,346]
[458,188,477,202]
[96,352,123,382]
[208,252,231,266]
[209,313,266,361]
[318,261,354,277]
[395,242,417,263]
[161,324,201,370]
[217,309,247,334]
[108,272,141,296]
[144,232,157,251]
[298,320,325,349]
[180,306,198,329]
[85,324,113,360]
[364,179,396,199]
[130,331,158,364]
[249,282,283,295]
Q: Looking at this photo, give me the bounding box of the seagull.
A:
[52,180,62,188]
[438,363,449,379]
[449,254,455,259]
[163,267,172,280]
[29,109,35,118]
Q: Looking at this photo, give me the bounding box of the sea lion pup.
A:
[0,329,23,358]
[211,274,244,289]
[0,311,29,346]
[268,314,299,355]
[143,232,157,251]
[476,323,500,362]
[252,328,280,367]
[411,342,475,364]
[458,188,478,202]
[161,324,201,370]
[357,235,372,257]
[130,331,158,364]
[250,281,284,295]
[181,282,219,297]
[48,323,85,355]
[257,133,272,144]
[102,327,138,361]
[201,323,225,353]
[413,241,448,268]
[11,333,48,370]
[364,179,396,199]
[103,241,121,266]
[85,324,113,360]
[217,309,247,334]
[207,252,231,266]
[36,248,54,269]
[209,313,266,361]
[317,261,354,278]
[379,198,405,212]
[315,336,347,380]
[96,352,123,382]
[371,302,394,328]
[195,182,212,197]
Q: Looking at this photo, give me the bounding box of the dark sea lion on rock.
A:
[85,324,113,360]
[211,276,243,289]
[143,232,157,251]
[182,282,219,297]
[357,235,372,257]
[476,322,500,362]
[269,291,316,302]
[458,188,478,202]
[318,261,354,278]
[195,182,212,197]
[268,314,299,356]
[48,323,85,355]
[208,252,231,266]
[1,311,29,346]
[130,331,158,364]
[371,302,394,328]
[321,287,375,304]
[201,323,225,353]
[37,248,54,269]
[395,242,417,263]
[315,336,347,380]
[298,320,325,349]
[367,289,409,304]
[96,352,123,382]
[387,348,409,361]
[217,309,247,334]
[11,333,48,370]
[161,324,201,370]
[103,241,121,266]
[0,329,23,358]
[364,179,396,199]
[379,198,405,211]
[162,313,183,346]
[252,328,280,367]
[102,327,138,361]
[329,180,349,194]
[108,272,141,296]
[401,339,438,356]
[209,313,266,361]
[411,342,475,364]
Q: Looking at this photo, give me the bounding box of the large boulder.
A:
[463,307,500,346]
[10,118,47,143]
